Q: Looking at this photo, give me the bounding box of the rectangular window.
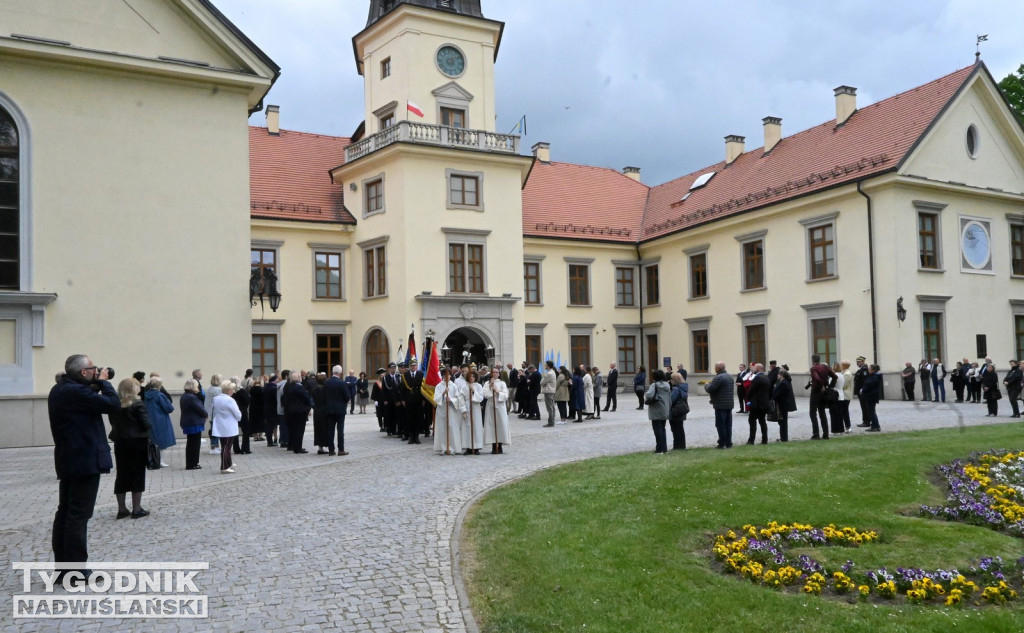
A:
[570,335,591,369]
[922,312,943,362]
[1012,224,1024,276]
[314,252,342,299]
[316,334,343,374]
[615,266,635,307]
[918,212,939,269]
[692,329,709,373]
[646,334,659,372]
[742,240,764,290]
[380,57,391,79]
[568,264,590,306]
[808,224,835,279]
[252,334,277,377]
[523,262,540,305]
[745,324,766,366]
[644,264,660,306]
[379,113,395,130]
[449,174,478,207]
[251,248,276,277]
[811,318,837,367]
[364,245,387,298]
[366,179,384,215]
[1016,316,1024,363]
[449,243,484,294]
[690,253,708,298]
[617,335,637,374]
[525,335,541,369]
[441,107,465,128]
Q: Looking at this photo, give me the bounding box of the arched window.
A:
[365,328,390,374]
[0,106,18,290]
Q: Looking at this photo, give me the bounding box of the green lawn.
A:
[461,424,1024,633]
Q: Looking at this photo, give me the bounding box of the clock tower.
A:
[332,1,532,370]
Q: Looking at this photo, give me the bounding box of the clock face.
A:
[436,45,465,77]
[961,220,991,270]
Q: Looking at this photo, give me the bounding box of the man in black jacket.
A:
[853,356,869,427]
[48,354,120,584]
[527,365,542,419]
[745,364,770,444]
[604,362,619,412]
[400,361,424,444]
[1003,360,1022,418]
[323,366,351,455]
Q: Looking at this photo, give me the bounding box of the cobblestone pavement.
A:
[1,396,1020,632]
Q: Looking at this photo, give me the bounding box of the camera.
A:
[97,367,115,381]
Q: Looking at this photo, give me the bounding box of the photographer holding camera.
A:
[48,354,120,584]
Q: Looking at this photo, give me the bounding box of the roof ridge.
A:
[249,126,351,142]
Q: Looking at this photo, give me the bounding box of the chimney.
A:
[762,117,782,153]
[834,86,857,125]
[531,141,550,163]
[266,104,280,135]
[725,135,745,165]
[623,166,641,182]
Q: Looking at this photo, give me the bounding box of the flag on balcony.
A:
[508,115,527,136]
[407,100,424,117]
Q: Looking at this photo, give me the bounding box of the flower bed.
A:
[711,522,1023,606]
[919,449,1024,537]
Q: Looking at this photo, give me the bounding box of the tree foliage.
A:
[999,64,1024,126]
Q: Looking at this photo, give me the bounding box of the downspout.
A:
[636,243,645,376]
[856,181,880,367]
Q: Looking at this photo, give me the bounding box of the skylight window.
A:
[679,192,691,202]
[689,171,716,190]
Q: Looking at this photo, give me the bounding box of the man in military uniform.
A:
[400,360,425,444]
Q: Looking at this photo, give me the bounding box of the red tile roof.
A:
[522,161,650,243]
[521,64,979,243]
[249,127,356,224]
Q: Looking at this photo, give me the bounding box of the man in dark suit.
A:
[507,363,520,413]
[526,364,542,419]
[48,354,120,584]
[766,360,780,389]
[344,370,358,415]
[400,361,425,444]
[381,363,400,436]
[745,363,770,444]
[603,362,619,411]
[323,366,351,455]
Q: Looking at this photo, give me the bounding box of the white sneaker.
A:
[209,448,220,455]
[160,462,169,468]
[221,468,235,474]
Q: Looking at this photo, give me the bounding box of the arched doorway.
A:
[364,328,390,374]
[443,327,492,369]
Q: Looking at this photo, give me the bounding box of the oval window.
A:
[966,124,979,158]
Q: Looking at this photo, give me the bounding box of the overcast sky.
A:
[215,0,1024,186]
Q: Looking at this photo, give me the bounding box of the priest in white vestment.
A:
[583,368,595,418]
[461,370,484,454]
[483,366,511,453]
[433,369,465,455]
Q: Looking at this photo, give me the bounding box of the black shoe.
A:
[186,465,202,470]
[131,508,150,519]
[294,449,309,454]
[856,423,870,428]
[867,428,881,432]
[811,436,821,440]
[267,442,278,447]
[116,509,131,520]
[746,440,755,445]
[317,449,329,455]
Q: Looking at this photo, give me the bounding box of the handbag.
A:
[821,388,839,405]
[670,397,689,421]
[766,400,779,422]
[146,442,161,470]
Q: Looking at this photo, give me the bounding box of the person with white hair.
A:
[211,381,241,473]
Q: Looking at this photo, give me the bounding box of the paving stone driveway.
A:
[0,397,1017,632]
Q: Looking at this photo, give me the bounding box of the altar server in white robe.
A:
[433,368,465,455]
[483,366,511,453]
[461,370,485,455]
[582,367,595,418]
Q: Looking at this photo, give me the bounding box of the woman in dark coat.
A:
[179,379,207,469]
[311,373,329,454]
[571,366,585,422]
[668,372,688,450]
[981,362,1000,416]
[232,377,252,454]
[283,372,314,453]
[249,377,265,441]
[633,366,647,410]
[371,368,386,431]
[356,372,370,414]
[109,378,152,519]
[770,370,797,442]
[645,370,671,454]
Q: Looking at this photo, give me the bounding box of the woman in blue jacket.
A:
[143,376,175,464]
[179,379,207,470]
[633,366,647,410]
[570,366,586,422]
[669,372,688,450]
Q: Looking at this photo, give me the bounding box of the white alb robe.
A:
[482,379,511,445]
[433,380,465,454]
[462,382,485,449]
[583,373,595,414]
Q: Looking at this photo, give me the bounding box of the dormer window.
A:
[437,0,455,9]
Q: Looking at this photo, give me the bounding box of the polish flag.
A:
[407,100,424,117]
